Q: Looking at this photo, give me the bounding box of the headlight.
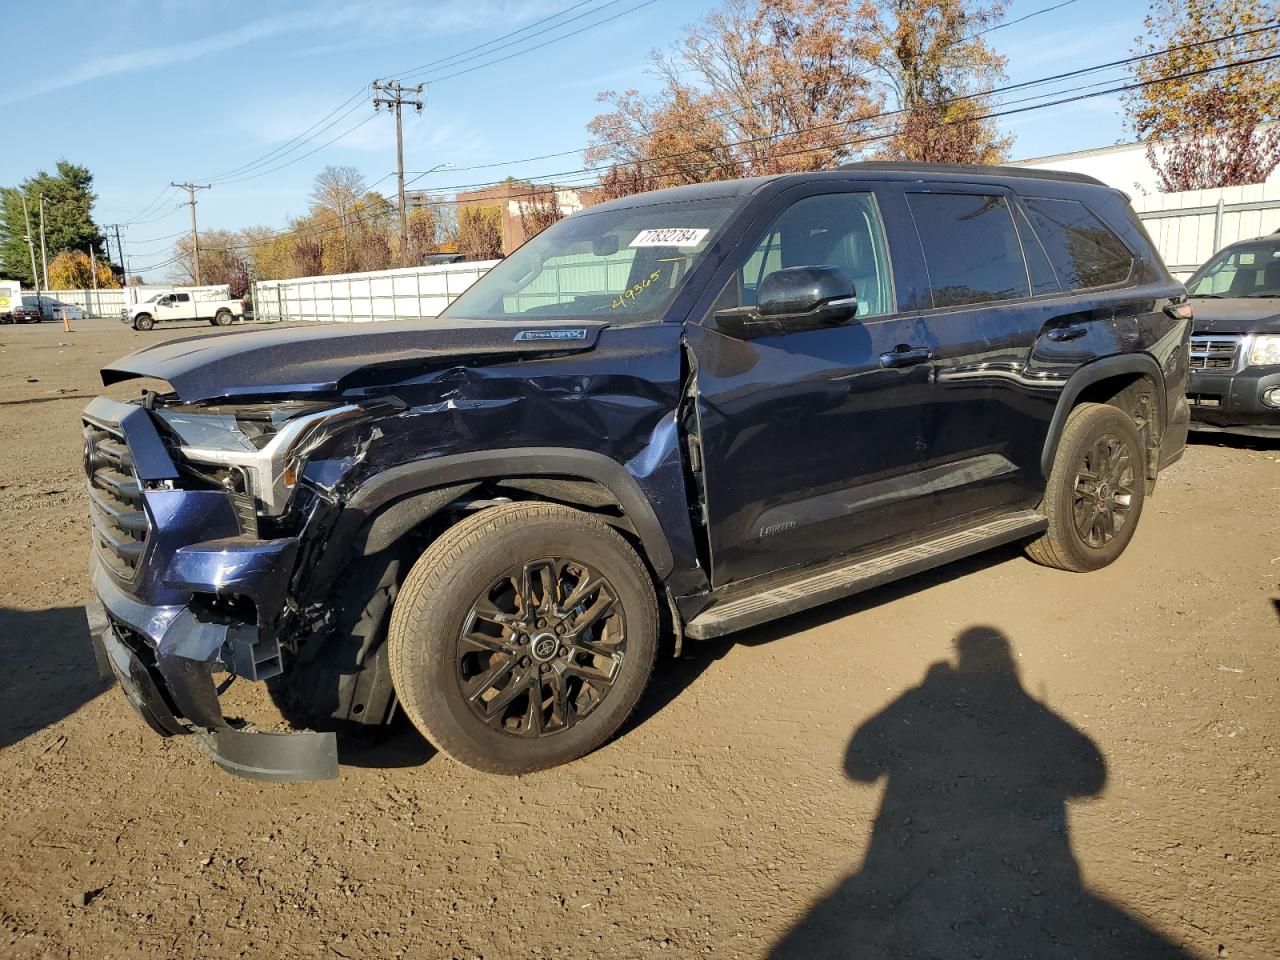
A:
[1248,334,1280,367]
[154,401,363,515]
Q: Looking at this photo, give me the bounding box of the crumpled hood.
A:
[102,318,607,402]
[1190,298,1280,335]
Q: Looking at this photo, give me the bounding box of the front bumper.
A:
[87,579,338,782]
[83,395,338,781]
[1188,365,1280,438]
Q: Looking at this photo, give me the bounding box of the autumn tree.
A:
[516,184,564,242]
[1124,0,1280,191]
[587,0,883,196]
[454,206,504,261]
[860,0,1011,163]
[47,249,119,289]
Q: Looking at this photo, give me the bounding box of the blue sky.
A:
[0,0,1149,275]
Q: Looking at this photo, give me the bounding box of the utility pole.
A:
[107,224,130,288]
[37,193,49,289]
[88,245,99,315]
[338,196,349,273]
[171,181,211,285]
[372,80,424,266]
[19,193,40,299]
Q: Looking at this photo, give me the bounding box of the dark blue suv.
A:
[83,163,1191,780]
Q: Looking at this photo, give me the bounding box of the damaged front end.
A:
[82,394,379,781]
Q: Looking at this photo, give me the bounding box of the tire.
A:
[1026,402,1147,572]
[133,314,154,331]
[388,501,658,774]
[214,310,233,326]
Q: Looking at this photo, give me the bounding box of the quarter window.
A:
[1022,198,1133,290]
[906,193,1030,308]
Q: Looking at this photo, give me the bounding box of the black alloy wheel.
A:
[1071,433,1135,548]
[458,558,626,738]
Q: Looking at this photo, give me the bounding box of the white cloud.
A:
[0,6,364,107]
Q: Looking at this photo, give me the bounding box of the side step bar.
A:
[684,511,1047,641]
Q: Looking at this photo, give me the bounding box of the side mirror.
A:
[714,265,857,340]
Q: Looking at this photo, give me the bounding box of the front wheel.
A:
[388,502,658,774]
[1026,402,1147,572]
[132,314,154,331]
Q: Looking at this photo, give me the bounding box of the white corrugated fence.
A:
[1133,183,1280,279]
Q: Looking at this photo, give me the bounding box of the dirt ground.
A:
[1,317,1277,960]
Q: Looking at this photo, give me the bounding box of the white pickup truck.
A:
[124,291,245,331]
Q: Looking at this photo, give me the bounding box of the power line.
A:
[424,0,660,84]
[203,45,1280,257]
[384,0,606,81]
[392,0,635,83]
[120,184,177,225]
[215,113,379,185]
[127,228,189,246]
[199,86,370,183]
[403,15,1275,183]
[114,0,661,221]
[199,1,629,185]
[159,30,1280,264]
[125,203,186,226]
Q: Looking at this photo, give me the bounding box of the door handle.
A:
[1047,325,1087,342]
[880,345,933,369]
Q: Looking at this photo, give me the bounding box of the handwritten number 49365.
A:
[612,271,663,310]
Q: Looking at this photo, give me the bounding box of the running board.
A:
[684,511,1047,641]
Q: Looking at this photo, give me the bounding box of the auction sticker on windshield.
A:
[629,228,710,248]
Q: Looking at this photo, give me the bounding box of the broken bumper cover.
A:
[87,563,338,783]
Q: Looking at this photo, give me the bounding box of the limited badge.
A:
[514,328,588,342]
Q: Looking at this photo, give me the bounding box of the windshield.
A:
[1187,242,1280,298]
[441,196,742,322]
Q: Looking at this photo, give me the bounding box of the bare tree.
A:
[173,229,249,287]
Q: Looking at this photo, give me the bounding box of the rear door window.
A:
[1021,198,1133,290]
[905,193,1030,308]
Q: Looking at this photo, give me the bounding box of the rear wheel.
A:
[388,501,658,774]
[214,310,233,326]
[133,314,154,331]
[1026,402,1147,572]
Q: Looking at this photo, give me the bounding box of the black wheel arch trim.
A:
[343,448,676,579]
[1040,353,1167,479]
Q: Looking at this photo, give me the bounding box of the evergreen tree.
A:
[0,161,112,285]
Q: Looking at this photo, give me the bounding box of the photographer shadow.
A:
[770,626,1193,959]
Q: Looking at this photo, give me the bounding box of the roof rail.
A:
[837,161,1108,187]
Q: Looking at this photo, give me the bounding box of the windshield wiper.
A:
[1241,292,1280,298]
[1188,293,1225,298]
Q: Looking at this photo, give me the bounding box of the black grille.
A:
[84,419,149,578]
[1188,335,1242,372]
